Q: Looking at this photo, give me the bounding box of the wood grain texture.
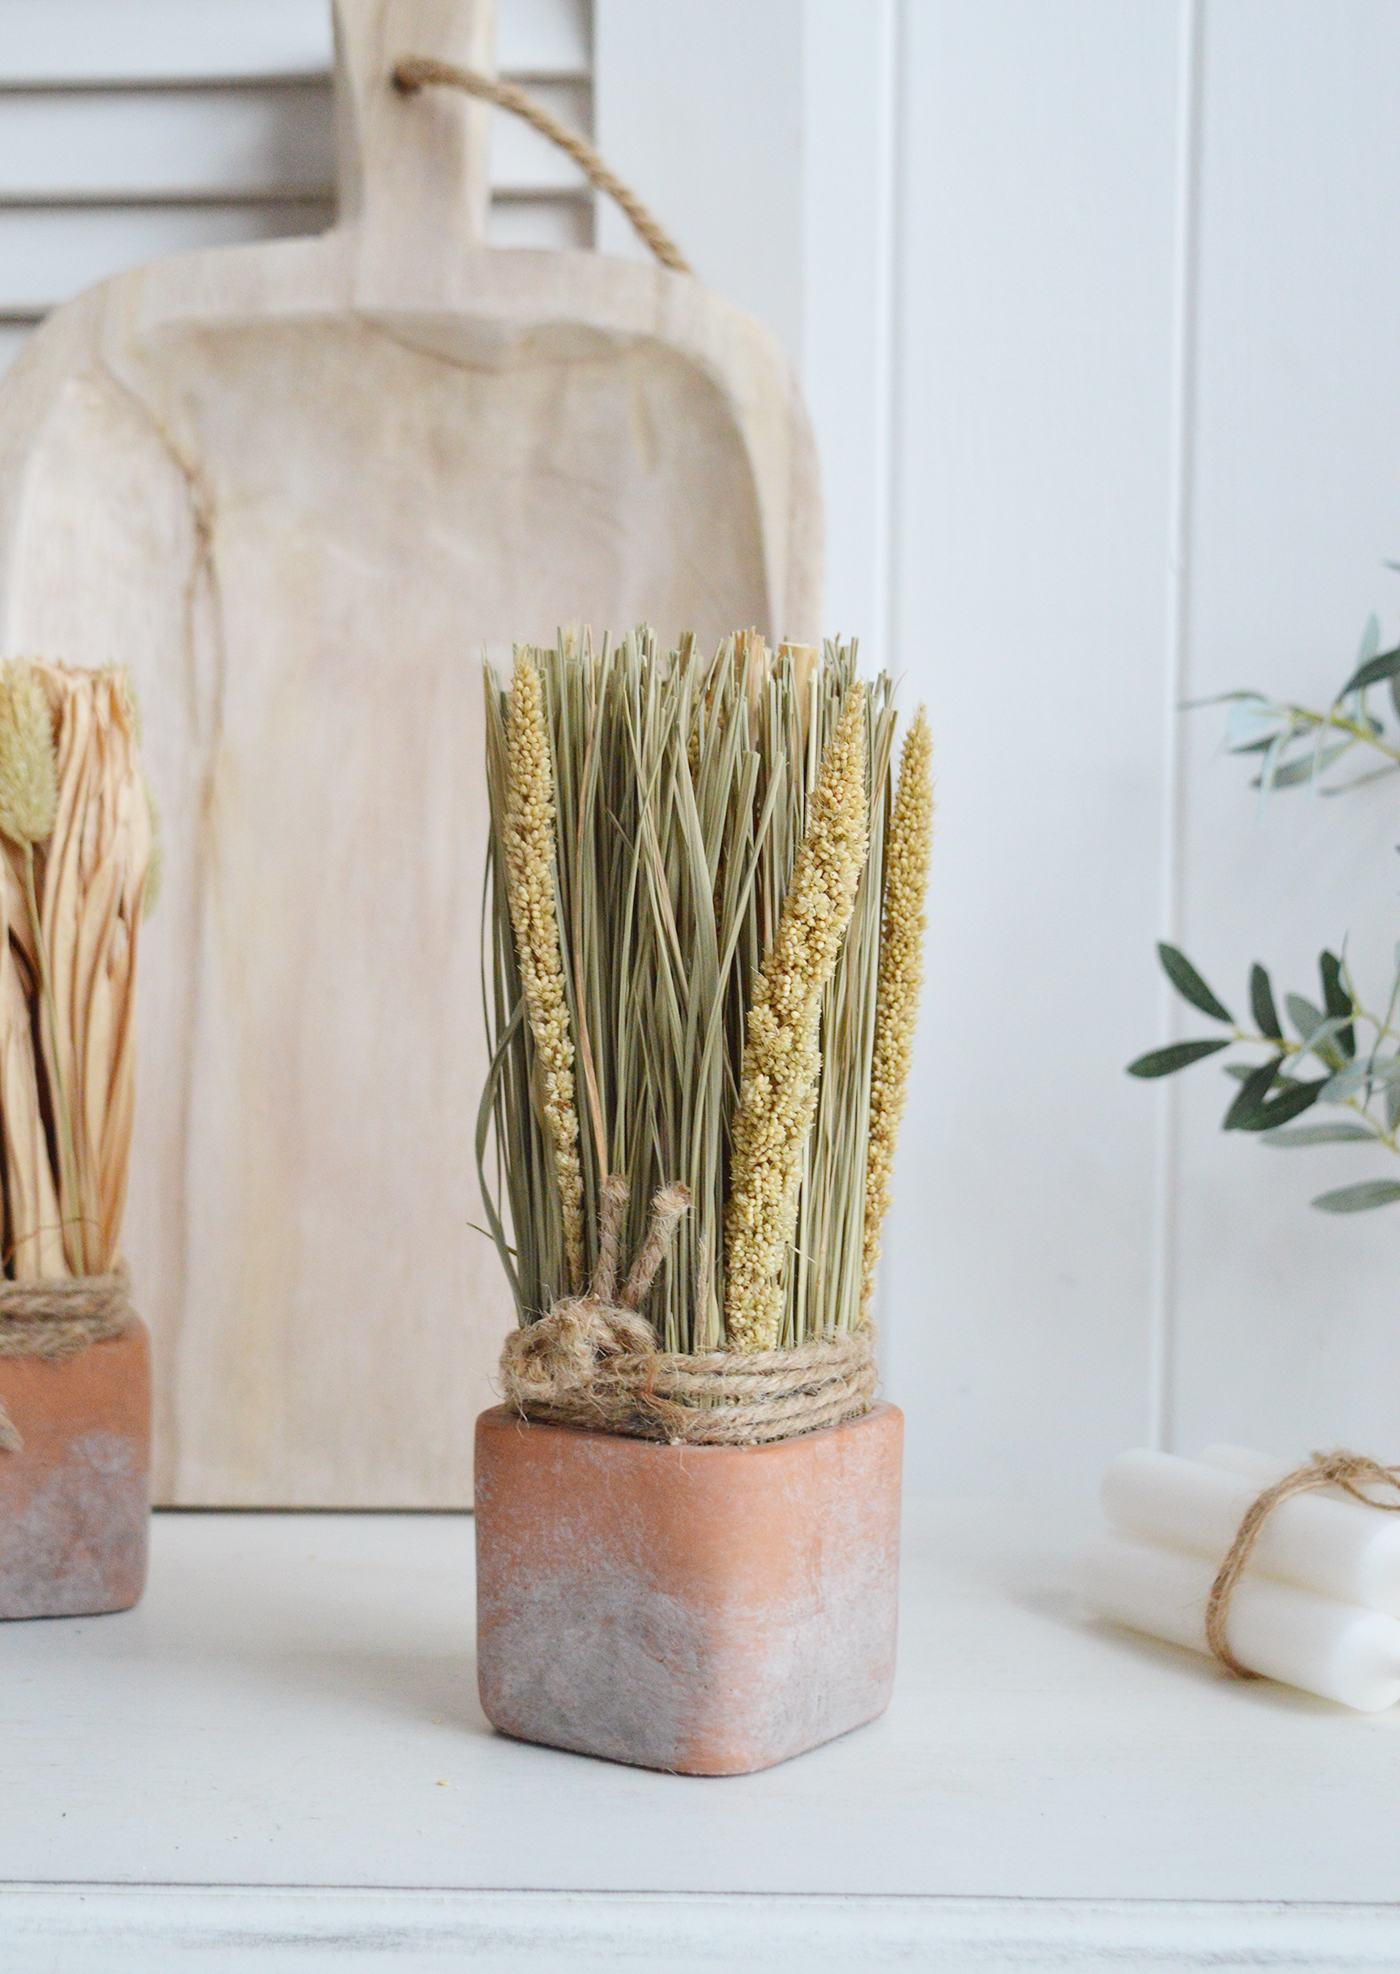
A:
[0,0,821,1504]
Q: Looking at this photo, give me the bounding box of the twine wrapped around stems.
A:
[498,1178,877,1445]
[0,1270,133,1452]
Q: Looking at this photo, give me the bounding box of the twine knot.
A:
[499,1175,689,1417]
[499,1296,658,1406]
[496,1175,877,1445]
[1207,1447,1400,1677]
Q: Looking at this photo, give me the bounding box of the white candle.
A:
[1197,1443,1286,1484]
[1077,1529,1400,1710]
[1100,1448,1400,1616]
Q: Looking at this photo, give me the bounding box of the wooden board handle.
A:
[332,0,495,257]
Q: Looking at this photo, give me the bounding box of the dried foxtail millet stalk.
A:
[724,687,870,1352]
[861,708,933,1319]
[503,648,586,1295]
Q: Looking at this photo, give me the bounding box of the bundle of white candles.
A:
[1078,1444,1400,1711]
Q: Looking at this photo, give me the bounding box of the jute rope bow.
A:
[392,57,693,276]
[499,1176,877,1446]
[0,1271,134,1452]
[1206,1448,1400,1677]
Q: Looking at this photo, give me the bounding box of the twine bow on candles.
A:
[1206,1449,1400,1677]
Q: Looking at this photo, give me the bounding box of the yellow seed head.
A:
[504,649,586,1294]
[724,687,870,1351]
[861,708,934,1317]
[0,661,57,847]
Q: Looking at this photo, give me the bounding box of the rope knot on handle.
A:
[392,57,693,276]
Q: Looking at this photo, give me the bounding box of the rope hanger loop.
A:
[392,56,693,277]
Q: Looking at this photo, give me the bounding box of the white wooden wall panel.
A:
[800,0,897,658]
[882,1,1182,1499]
[602,1,1400,1497]
[1169,0,1400,1462]
[595,0,896,684]
[595,1,805,363]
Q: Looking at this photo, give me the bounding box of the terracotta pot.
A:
[0,1320,151,1619]
[475,1399,903,1775]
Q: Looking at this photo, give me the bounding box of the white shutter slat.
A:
[0,0,589,90]
[0,0,595,372]
[0,203,332,315]
[0,0,333,85]
[486,196,590,251]
[0,87,333,201]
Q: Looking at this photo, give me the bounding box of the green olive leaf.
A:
[1157,943,1232,1023]
[1260,1122,1376,1147]
[1127,1038,1232,1079]
[1249,963,1282,1040]
[1312,1179,1400,1213]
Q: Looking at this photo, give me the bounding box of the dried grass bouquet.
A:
[0,660,154,1282]
[479,629,931,1442]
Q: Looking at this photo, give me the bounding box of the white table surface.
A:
[4,1501,1400,1970]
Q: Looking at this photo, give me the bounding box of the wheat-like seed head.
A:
[0,662,57,848]
[724,687,870,1351]
[861,708,933,1318]
[504,648,586,1295]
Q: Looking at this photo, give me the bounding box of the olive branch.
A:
[1129,606,1400,1214]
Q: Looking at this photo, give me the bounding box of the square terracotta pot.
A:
[475,1399,903,1775]
[0,1320,151,1619]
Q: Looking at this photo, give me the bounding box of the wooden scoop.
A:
[0,0,821,1505]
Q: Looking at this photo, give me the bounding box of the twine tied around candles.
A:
[498,1176,878,1447]
[1206,1448,1400,1677]
[0,1271,133,1452]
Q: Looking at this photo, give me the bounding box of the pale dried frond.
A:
[724,687,870,1352]
[861,708,934,1318]
[39,664,152,1272]
[0,662,153,1276]
[141,780,163,920]
[503,648,586,1294]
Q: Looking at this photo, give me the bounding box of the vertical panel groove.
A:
[1149,0,1206,1451]
[867,0,899,672]
[882,0,908,679]
[870,0,907,1359]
